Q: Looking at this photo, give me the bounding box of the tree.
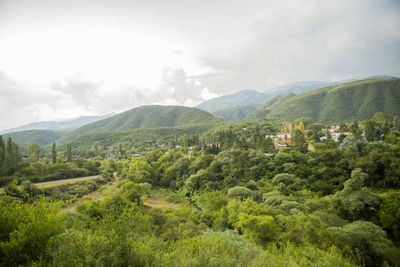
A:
[52,142,57,164]
[350,121,362,140]
[298,121,305,132]
[372,112,392,124]
[227,186,254,200]
[393,116,400,131]
[365,120,376,142]
[28,143,40,162]
[292,129,308,153]
[66,142,72,162]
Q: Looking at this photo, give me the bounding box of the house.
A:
[131,153,140,157]
[277,132,291,143]
[320,132,350,142]
[265,134,275,138]
[329,126,340,133]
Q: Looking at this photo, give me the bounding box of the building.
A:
[277,132,291,143]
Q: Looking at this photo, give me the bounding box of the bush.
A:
[227,186,254,200]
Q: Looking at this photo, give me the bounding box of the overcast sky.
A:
[0,0,399,130]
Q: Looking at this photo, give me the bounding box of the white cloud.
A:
[0,0,399,129]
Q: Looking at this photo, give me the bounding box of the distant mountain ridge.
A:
[252,78,400,122]
[212,103,260,121]
[195,90,270,112]
[265,80,345,95]
[195,81,349,114]
[0,114,114,135]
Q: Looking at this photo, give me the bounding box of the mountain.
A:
[3,130,64,146]
[196,82,346,114]
[212,103,260,121]
[251,78,400,123]
[248,94,296,119]
[0,114,114,135]
[195,90,270,112]
[265,80,345,95]
[60,105,222,142]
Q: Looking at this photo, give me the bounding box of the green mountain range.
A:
[2,130,64,147]
[3,78,400,148]
[212,103,260,121]
[60,105,221,142]
[251,78,400,123]
[2,105,221,147]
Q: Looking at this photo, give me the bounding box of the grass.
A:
[36,176,99,189]
[142,192,184,210]
[62,174,120,212]
[0,175,99,194]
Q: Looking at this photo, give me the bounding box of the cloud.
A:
[50,75,103,109]
[1,0,399,130]
[0,70,81,130]
[0,67,220,130]
[197,0,400,92]
[155,68,214,104]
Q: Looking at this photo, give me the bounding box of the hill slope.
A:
[265,80,344,95]
[71,123,222,155]
[252,78,400,122]
[3,130,64,146]
[212,103,260,121]
[61,105,222,142]
[0,114,114,135]
[249,94,296,119]
[195,90,270,112]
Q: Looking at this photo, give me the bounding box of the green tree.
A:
[52,142,57,164]
[365,120,376,142]
[27,143,40,162]
[66,142,72,162]
[292,129,308,153]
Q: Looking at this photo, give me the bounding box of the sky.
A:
[0,0,399,130]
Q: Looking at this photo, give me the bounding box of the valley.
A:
[1,77,400,266]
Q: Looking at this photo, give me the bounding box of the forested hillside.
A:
[249,93,296,119]
[61,105,222,142]
[252,78,400,122]
[3,130,65,146]
[2,114,400,266]
[212,103,260,121]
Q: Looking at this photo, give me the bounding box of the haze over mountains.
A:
[0,114,114,135]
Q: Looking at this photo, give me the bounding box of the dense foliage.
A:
[0,140,102,187]
[1,113,400,266]
[252,78,400,123]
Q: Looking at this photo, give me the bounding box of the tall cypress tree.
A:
[52,142,57,164]
[365,120,376,142]
[66,143,72,162]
